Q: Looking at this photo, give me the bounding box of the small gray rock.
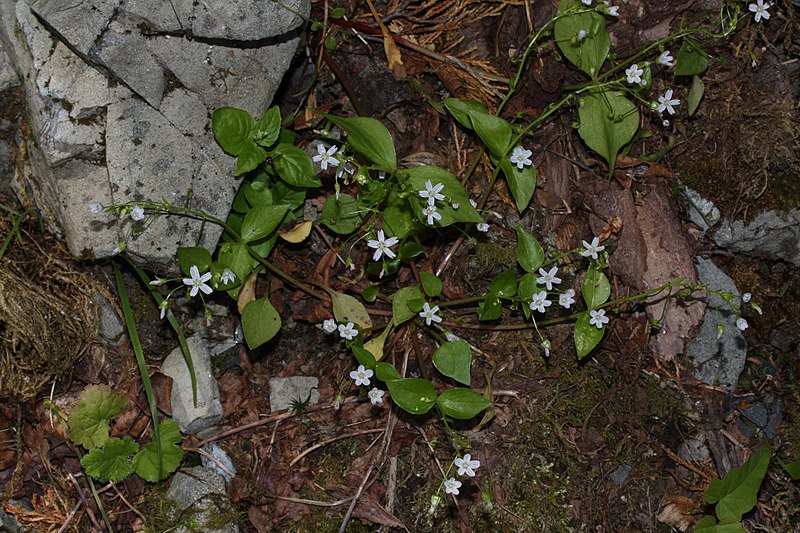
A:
[269,376,319,412]
[162,335,223,434]
[714,209,800,266]
[167,466,239,533]
[686,258,747,391]
[608,463,631,485]
[681,186,720,234]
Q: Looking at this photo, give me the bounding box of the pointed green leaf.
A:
[469,112,513,158]
[420,272,443,298]
[490,269,517,298]
[574,312,605,359]
[784,460,800,480]
[234,139,267,176]
[177,247,212,277]
[324,115,397,170]
[320,194,364,235]
[432,340,472,385]
[375,362,402,382]
[500,158,537,212]
[516,225,545,272]
[443,98,487,130]
[241,204,289,243]
[687,75,705,116]
[329,290,372,330]
[695,516,746,533]
[241,297,282,349]
[253,106,281,147]
[478,295,502,321]
[212,107,253,155]
[364,324,391,362]
[81,436,138,482]
[582,267,610,309]
[437,388,492,419]
[577,90,639,175]
[392,285,424,325]
[386,378,437,415]
[675,38,709,77]
[554,0,610,78]
[705,446,771,522]
[352,346,377,369]
[133,419,183,483]
[68,385,129,449]
[273,143,321,188]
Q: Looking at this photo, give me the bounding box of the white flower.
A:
[559,288,576,309]
[377,171,387,180]
[589,309,609,328]
[335,162,355,180]
[445,332,460,343]
[367,229,399,262]
[454,454,480,477]
[625,64,643,85]
[742,292,752,303]
[312,143,339,171]
[736,317,749,331]
[322,318,338,333]
[368,388,385,404]
[419,302,442,325]
[657,89,680,115]
[662,119,670,127]
[576,29,587,41]
[536,266,562,291]
[422,204,442,226]
[509,146,533,170]
[88,202,103,215]
[603,2,618,16]
[130,205,145,222]
[220,268,236,285]
[541,339,552,358]
[338,322,358,340]
[159,300,168,320]
[580,236,605,260]
[530,291,552,314]
[444,477,462,495]
[751,303,763,316]
[429,495,441,514]
[581,0,592,4]
[349,364,373,387]
[469,199,478,208]
[451,202,460,210]
[419,180,445,203]
[182,265,213,298]
[657,50,674,67]
[749,0,771,23]
[476,223,490,233]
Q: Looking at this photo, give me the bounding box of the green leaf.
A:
[253,106,281,147]
[516,225,544,272]
[241,297,282,350]
[329,290,372,330]
[324,115,397,170]
[404,167,483,225]
[364,324,391,362]
[695,516,746,533]
[241,204,289,243]
[382,201,417,240]
[133,419,183,483]
[500,158,537,212]
[574,312,605,359]
[361,284,380,303]
[392,285,424,325]
[234,139,267,176]
[81,436,138,483]
[320,194,364,235]
[68,385,129,449]
[478,294,503,321]
[243,182,274,208]
[705,446,772,522]
[469,112,513,158]
[492,269,518,298]
[273,143,321,188]
[437,388,492,419]
[518,272,538,321]
[420,272,443,298]
[784,460,800,480]
[212,107,253,156]
[577,90,639,175]
[177,247,212,277]
[386,378,437,415]
[272,181,307,211]
[675,38,709,77]
[398,241,425,260]
[687,75,705,117]
[582,267,610,309]
[432,340,472,385]
[352,346,377,369]
[443,98,487,130]
[554,0,610,78]
[218,242,257,286]
[375,362,402,382]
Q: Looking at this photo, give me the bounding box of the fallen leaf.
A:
[278,220,313,243]
[656,495,702,532]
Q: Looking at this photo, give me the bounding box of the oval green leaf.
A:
[375,362,402,382]
[432,340,472,385]
[352,346,377,369]
[212,106,253,155]
[274,143,321,188]
[574,311,605,359]
[253,106,281,147]
[386,378,437,415]
[242,297,282,349]
[392,285,424,325]
[324,115,397,170]
[500,158,537,212]
[241,204,289,243]
[331,290,372,330]
[177,247,212,277]
[443,98,487,130]
[469,112,513,158]
[577,90,639,175]
[515,225,544,272]
[320,194,363,235]
[437,388,492,419]
[582,267,610,309]
[554,0,610,78]
[420,272,443,298]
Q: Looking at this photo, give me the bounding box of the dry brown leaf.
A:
[656,495,702,531]
[278,220,312,243]
[237,274,257,316]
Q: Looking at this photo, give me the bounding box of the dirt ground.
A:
[1,0,800,531]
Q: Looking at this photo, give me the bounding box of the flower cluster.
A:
[443,453,482,497]
[418,180,445,225]
[323,320,386,405]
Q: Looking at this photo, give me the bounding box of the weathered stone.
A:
[167,466,239,533]
[162,335,223,435]
[681,186,720,235]
[714,209,800,266]
[0,0,309,270]
[269,376,320,412]
[686,258,747,391]
[0,37,18,91]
